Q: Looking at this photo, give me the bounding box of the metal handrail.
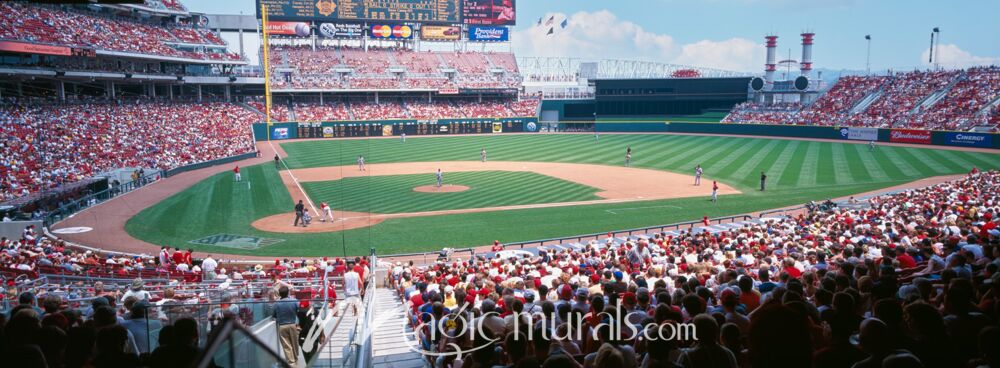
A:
[196,318,291,368]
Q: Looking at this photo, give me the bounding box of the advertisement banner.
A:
[0,41,71,56]
[271,127,290,140]
[890,129,932,144]
[839,127,878,141]
[318,23,362,38]
[421,25,461,40]
[266,21,311,36]
[370,24,414,39]
[468,26,509,42]
[463,0,516,25]
[943,132,992,148]
[438,88,460,95]
[492,122,503,133]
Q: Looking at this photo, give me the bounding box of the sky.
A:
[188,0,1000,72]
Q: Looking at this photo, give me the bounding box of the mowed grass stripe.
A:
[651,136,721,168]
[796,142,822,188]
[717,139,771,182]
[815,143,838,185]
[839,143,873,183]
[884,147,935,177]
[701,137,769,174]
[903,148,951,175]
[954,151,998,170]
[679,137,747,172]
[925,149,977,171]
[777,141,810,188]
[829,143,857,185]
[848,143,889,182]
[761,140,801,188]
[731,140,782,184]
[869,148,908,180]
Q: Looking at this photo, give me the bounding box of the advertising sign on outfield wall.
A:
[421,25,462,40]
[890,129,932,144]
[266,21,311,36]
[468,26,509,41]
[943,132,992,148]
[370,24,414,39]
[840,127,878,141]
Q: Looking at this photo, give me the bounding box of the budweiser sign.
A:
[890,129,932,144]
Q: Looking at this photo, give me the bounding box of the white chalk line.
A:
[605,205,684,215]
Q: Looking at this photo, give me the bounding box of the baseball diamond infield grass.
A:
[126,134,1000,256]
[301,171,601,214]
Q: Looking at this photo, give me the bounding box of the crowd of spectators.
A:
[722,102,804,125]
[846,70,960,128]
[0,2,238,61]
[250,99,539,122]
[724,67,1000,131]
[268,46,522,91]
[395,170,1000,368]
[0,102,257,202]
[0,235,370,367]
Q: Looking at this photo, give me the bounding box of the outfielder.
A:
[320,202,334,222]
[480,148,487,162]
[357,155,366,171]
[694,165,703,186]
[233,166,241,182]
[401,132,406,143]
[436,169,443,187]
[625,152,632,167]
[869,140,876,152]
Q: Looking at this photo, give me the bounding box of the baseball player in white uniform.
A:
[320,202,334,222]
[357,155,366,171]
[481,148,487,162]
[695,165,703,186]
[436,169,443,187]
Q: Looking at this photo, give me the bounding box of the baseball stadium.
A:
[1,0,999,367]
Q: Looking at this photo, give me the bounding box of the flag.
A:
[537,17,542,26]
[546,27,554,35]
[545,15,555,26]
[560,18,568,28]
[865,35,870,40]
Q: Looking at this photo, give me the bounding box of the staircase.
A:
[849,90,883,115]
[370,288,426,368]
[911,72,963,113]
[309,312,359,367]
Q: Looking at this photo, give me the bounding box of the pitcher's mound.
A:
[413,184,470,193]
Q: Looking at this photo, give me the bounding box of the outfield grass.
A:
[301,171,601,213]
[127,134,1000,256]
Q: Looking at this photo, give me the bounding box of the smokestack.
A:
[800,32,814,77]
[765,35,778,83]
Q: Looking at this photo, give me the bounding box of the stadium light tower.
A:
[931,27,941,69]
[865,35,871,75]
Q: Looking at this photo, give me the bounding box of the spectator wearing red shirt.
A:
[171,248,186,265]
[895,247,917,269]
[184,249,193,265]
[492,240,504,252]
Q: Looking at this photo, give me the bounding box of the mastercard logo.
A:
[371,25,412,39]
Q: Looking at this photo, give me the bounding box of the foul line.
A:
[269,140,320,216]
[605,205,684,215]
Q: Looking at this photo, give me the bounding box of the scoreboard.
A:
[258,0,462,23]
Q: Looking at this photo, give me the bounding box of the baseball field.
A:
[122,134,1000,257]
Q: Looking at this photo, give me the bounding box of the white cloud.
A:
[673,38,765,72]
[512,10,763,72]
[921,44,1000,69]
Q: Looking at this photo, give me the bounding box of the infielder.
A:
[481,148,487,162]
[694,165,703,186]
[274,154,280,169]
[436,169,443,187]
[233,166,241,182]
[357,155,366,171]
[320,202,334,222]
[625,152,632,167]
[711,181,718,203]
